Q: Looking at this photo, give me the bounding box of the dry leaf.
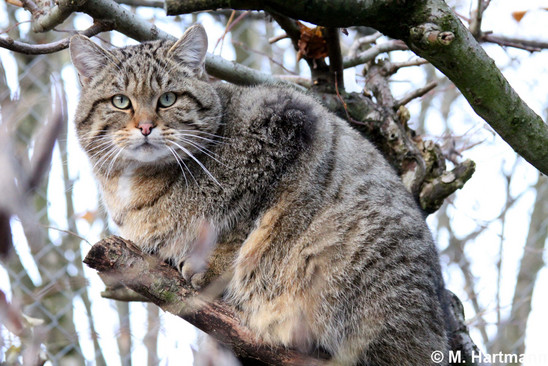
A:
[512,10,528,22]
[297,22,328,61]
[78,210,97,224]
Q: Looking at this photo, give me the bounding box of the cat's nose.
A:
[139,123,154,136]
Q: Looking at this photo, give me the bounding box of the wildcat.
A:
[70,25,449,365]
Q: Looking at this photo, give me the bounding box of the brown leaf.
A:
[78,210,97,224]
[297,22,328,61]
[511,10,528,22]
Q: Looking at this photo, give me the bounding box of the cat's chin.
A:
[125,144,171,164]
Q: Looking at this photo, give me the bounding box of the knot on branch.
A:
[420,159,476,213]
[410,23,455,49]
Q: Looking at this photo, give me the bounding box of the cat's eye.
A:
[112,95,131,109]
[158,92,177,108]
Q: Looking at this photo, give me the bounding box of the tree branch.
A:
[325,27,344,90]
[394,80,438,110]
[84,236,489,366]
[343,40,408,68]
[83,236,328,366]
[480,33,548,52]
[0,21,112,55]
[165,0,548,175]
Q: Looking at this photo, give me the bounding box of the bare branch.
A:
[394,81,437,109]
[348,31,382,59]
[492,175,548,355]
[20,0,39,14]
[0,21,113,55]
[343,40,408,68]
[480,33,548,52]
[389,58,429,70]
[164,0,548,175]
[325,27,344,90]
[83,236,329,366]
[114,0,164,7]
[28,0,82,33]
[419,160,476,213]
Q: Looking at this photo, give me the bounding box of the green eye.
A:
[158,92,177,108]
[112,95,131,109]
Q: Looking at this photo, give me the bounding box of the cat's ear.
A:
[69,35,116,86]
[168,24,208,76]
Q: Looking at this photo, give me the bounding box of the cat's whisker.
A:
[87,141,118,162]
[168,141,221,188]
[167,146,189,188]
[93,145,121,174]
[80,133,110,143]
[169,131,226,146]
[172,136,226,168]
[105,147,126,181]
[85,139,114,153]
[168,145,199,186]
[177,129,229,141]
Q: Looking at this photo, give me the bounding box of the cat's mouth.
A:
[134,140,157,150]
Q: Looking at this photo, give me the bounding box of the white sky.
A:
[1,1,547,365]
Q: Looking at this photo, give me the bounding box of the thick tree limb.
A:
[83,236,328,366]
[84,236,488,366]
[165,0,548,175]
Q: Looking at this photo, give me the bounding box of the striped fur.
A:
[70,25,449,365]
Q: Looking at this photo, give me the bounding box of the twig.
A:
[343,40,408,68]
[394,81,438,109]
[267,11,301,51]
[388,58,429,71]
[1,20,32,35]
[114,0,164,7]
[232,40,297,75]
[43,225,92,246]
[0,21,113,55]
[348,31,382,58]
[480,33,547,52]
[214,10,242,53]
[333,75,365,126]
[268,33,289,44]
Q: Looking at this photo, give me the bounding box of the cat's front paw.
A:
[179,259,208,289]
[177,221,217,289]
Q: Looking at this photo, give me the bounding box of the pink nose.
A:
[139,123,154,136]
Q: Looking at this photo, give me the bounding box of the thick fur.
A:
[70,25,449,365]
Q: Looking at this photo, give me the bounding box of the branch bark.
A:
[0,21,113,55]
[165,0,548,175]
[83,236,328,366]
[84,236,489,366]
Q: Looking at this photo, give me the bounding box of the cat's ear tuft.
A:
[168,24,208,76]
[69,35,115,86]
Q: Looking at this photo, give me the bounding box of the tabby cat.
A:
[70,25,449,365]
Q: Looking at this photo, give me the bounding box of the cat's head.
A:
[69,25,222,176]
